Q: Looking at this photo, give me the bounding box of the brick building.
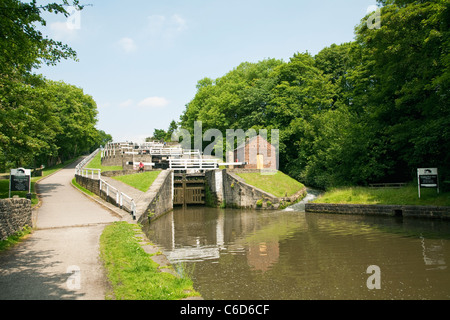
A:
[234,135,277,170]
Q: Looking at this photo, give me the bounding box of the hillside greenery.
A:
[235,171,304,198]
[178,0,449,190]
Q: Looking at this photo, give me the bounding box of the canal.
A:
[144,203,450,300]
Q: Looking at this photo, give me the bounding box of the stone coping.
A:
[305,203,450,220]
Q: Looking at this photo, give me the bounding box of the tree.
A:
[0,0,85,169]
[351,0,450,181]
[165,120,178,141]
[150,129,167,142]
[0,0,83,75]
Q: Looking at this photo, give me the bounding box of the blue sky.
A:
[38,0,379,143]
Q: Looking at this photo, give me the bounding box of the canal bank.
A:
[72,173,202,300]
[305,185,450,220]
[305,203,450,220]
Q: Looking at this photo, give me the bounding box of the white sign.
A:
[417,168,439,198]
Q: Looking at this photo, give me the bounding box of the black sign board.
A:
[9,168,31,197]
[10,174,30,192]
[417,168,439,198]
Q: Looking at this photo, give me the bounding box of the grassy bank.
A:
[71,178,96,197]
[113,171,161,192]
[86,152,122,172]
[100,221,200,300]
[235,171,305,198]
[313,184,450,207]
[0,157,79,206]
[0,226,32,252]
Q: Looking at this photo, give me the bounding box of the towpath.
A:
[0,160,121,300]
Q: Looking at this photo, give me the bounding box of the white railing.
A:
[183,149,202,158]
[150,147,183,156]
[169,158,219,170]
[75,148,100,174]
[75,148,137,220]
[99,179,136,220]
[78,168,101,180]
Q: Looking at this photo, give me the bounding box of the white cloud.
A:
[171,14,187,33]
[137,97,169,108]
[117,37,138,53]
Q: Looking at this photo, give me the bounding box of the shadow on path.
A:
[0,237,84,300]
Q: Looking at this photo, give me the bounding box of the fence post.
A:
[132,201,136,220]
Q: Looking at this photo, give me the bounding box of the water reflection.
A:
[145,206,450,300]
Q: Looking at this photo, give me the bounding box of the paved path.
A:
[0,160,121,300]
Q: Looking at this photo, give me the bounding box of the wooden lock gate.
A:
[173,173,206,206]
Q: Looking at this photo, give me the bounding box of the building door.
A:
[257,154,264,170]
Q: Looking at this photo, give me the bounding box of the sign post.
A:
[417,168,439,199]
[9,168,32,199]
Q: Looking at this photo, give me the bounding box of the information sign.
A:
[9,168,31,198]
[417,168,439,198]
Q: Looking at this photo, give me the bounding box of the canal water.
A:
[145,200,450,300]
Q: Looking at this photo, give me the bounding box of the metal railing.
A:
[75,148,137,220]
[77,168,101,180]
[99,179,136,220]
[75,148,100,175]
[169,158,219,170]
[150,147,183,156]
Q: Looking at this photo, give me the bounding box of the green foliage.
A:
[71,178,95,197]
[86,152,122,172]
[314,184,450,207]
[256,199,263,208]
[236,171,305,198]
[100,222,199,300]
[180,0,449,189]
[113,171,161,192]
[0,225,32,252]
[0,1,110,172]
[148,120,179,142]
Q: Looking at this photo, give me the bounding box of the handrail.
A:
[75,148,137,220]
[75,148,100,174]
[169,158,219,170]
[99,179,136,220]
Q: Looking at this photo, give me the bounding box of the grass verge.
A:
[0,157,79,206]
[100,221,200,300]
[235,171,305,198]
[71,178,96,197]
[0,226,32,252]
[86,152,122,172]
[113,171,161,192]
[313,184,450,206]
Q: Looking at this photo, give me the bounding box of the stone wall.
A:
[305,203,450,220]
[101,155,122,167]
[138,170,173,225]
[206,170,306,210]
[205,170,224,205]
[0,198,32,241]
[101,170,137,178]
[223,171,281,210]
[75,175,101,197]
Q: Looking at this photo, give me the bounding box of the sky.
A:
[38,0,380,143]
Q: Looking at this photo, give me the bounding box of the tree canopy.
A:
[180,0,449,189]
[0,1,111,171]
